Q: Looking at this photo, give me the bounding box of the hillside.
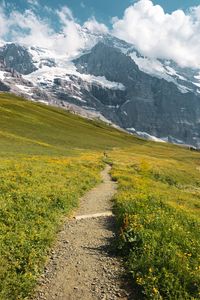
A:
[0,93,199,299]
[0,93,138,156]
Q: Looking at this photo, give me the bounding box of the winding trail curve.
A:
[33,165,134,300]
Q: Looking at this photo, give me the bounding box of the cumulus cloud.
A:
[8,9,55,49]
[83,17,109,34]
[112,0,200,68]
[0,2,109,57]
[0,4,96,57]
[55,6,86,55]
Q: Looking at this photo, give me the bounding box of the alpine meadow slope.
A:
[0,93,199,299]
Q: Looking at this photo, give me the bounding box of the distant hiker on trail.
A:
[103,151,108,158]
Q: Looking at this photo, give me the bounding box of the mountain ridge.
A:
[0,32,200,147]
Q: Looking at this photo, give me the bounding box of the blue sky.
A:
[2,0,200,26]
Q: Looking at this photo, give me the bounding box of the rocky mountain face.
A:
[74,43,200,146]
[0,43,37,74]
[0,80,10,92]
[0,35,200,147]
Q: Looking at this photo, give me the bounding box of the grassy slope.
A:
[0,93,137,156]
[0,93,200,299]
[109,146,200,299]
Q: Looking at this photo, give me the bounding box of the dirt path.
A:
[33,165,134,300]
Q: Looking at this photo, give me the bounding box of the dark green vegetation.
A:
[0,93,200,299]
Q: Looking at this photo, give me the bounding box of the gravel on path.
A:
[33,165,135,300]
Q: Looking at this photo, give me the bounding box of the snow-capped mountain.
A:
[1,31,200,148]
[129,52,200,95]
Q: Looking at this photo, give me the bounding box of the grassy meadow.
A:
[0,93,135,299]
[0,93,200,299]
[110,146,200,299]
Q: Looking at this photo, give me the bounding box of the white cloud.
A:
[112,0,200,68]
[57,6,74,22]
[83,17,109,34]
[56,6,91,55]
[0,3,108,56]
[0,4,95,57]
[8,9,56,49]
[27,0,39,6]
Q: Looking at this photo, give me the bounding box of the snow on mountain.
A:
[128,50,200,94]
[3,29,198,97]
[1,30,200,148]
[0,71,6,80]
[24,59,125,92]
[129,52,172,80]
[1,29,200,96]
[126,127,193,147]
[23,40,126,98]
[0,39,6,48]
[127,127,166,143]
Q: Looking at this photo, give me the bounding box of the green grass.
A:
[0,93,136,156]
[0,93,139,299]
[0,154,103,299]
[110,148,200,299]
[0,93,200,299]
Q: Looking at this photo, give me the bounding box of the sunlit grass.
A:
[0,153,103,299]
[0,93,136,156]
[0,93,200,299]
[110,148,200,299]
[0,93,136,299]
